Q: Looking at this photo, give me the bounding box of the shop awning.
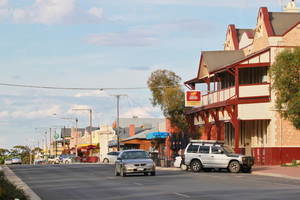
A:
[147,132,169,139]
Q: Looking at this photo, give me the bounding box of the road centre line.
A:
[134,182,143,186]
[174,192,191,198]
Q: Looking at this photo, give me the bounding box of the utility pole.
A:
[49,128,51,157]
[63,126,66,153]
[73,109,93,156]
[61,117,78,156]
[111,94,126,151]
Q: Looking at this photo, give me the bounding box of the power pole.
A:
[73,109,93,156]
[63,126,66,153]
[111,94,126,151]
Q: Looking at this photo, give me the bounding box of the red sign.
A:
[185,91,201,107]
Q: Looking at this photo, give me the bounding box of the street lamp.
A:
[54,113,79,156]
[72,109,93,156]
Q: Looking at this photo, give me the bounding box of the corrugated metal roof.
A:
[269,12,300,35]
[202,50,245,73]
[121,128,158,141]
[236,29,255,42]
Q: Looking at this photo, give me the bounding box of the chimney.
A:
[284,0,299,12]
[129,124,135,136]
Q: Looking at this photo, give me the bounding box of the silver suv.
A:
[182,140,254,173]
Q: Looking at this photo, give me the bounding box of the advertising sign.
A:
[185,91,201,107]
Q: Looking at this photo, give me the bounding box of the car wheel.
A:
[65,160,69,164]
[191,160,202,172]
[228,161,240,173]
[120,167,126,177]
[151,171,156,176]
[115,166,120,176]
[180,164,188,171]
[103,159,109,163]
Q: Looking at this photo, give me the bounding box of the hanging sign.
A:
[185,91,201,107]
[54,133,59,139]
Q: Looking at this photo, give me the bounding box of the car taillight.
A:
[182,155,185,161]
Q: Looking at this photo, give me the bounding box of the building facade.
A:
[184,2,300,165]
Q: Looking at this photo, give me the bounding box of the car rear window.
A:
[187,145,199,153]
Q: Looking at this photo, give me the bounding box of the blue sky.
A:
[0,0,295,150]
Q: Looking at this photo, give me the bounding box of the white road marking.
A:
[174,192,191,198]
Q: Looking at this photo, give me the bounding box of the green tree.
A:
[0,148,10,164]
[147,69,202,138]
[270,47,300,130]
[10,145,31,164]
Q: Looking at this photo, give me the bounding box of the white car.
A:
[174,156,188,171]
[4,158,12,165]
[62,156,80,164]
[11,156,22,165]
[101,152,120,163]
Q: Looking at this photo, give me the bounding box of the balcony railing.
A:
[201,83,270,107]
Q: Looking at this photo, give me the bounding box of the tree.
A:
[147,69,187,129]
[270,47,300,130]
[147,69,202,138]
[11,145,31,164]
[0,148,10,164]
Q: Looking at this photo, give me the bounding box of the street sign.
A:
[54,133,59,139]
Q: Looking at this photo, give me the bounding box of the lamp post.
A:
[54,113,79,156]
[61,118,78,156]
[73,109,92,156]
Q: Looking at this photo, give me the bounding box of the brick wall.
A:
[274,112,300,146]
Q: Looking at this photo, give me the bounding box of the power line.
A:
[0,82,179,90]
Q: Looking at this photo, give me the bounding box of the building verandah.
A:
[185,47,272,155]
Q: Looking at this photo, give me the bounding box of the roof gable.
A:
[269,12,300,35]
[201,50,245,73]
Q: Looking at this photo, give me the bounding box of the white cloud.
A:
[11,0,105,25]
[121,106,162,118]
[0,0,11,20]
[139,0,279,8]
[85,19,214,47]
[85,30,160,47]
[10,104,61,119]
[74,90,107,98]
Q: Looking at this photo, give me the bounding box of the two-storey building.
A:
[184,1,300,165]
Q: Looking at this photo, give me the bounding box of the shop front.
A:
[77,144,100,163]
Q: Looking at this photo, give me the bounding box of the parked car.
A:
[182,140,254,173]
[48,156,60,164]
[4,158,12,165]
[62,156,80,164]
[114,149,155,177]
[101,151,120,163]
[34,159,48,165]
[174,156,188,171]
[11,156,22,165]
[59,154,76,163]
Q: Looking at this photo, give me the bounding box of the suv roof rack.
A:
[189,140,225,145]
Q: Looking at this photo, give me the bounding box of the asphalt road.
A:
[7,164,300,200]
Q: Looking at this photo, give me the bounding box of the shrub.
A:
[0,171,28,200]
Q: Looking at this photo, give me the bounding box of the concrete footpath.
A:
[252,165,300,180]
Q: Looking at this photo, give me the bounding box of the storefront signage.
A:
[185,91,201,107]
